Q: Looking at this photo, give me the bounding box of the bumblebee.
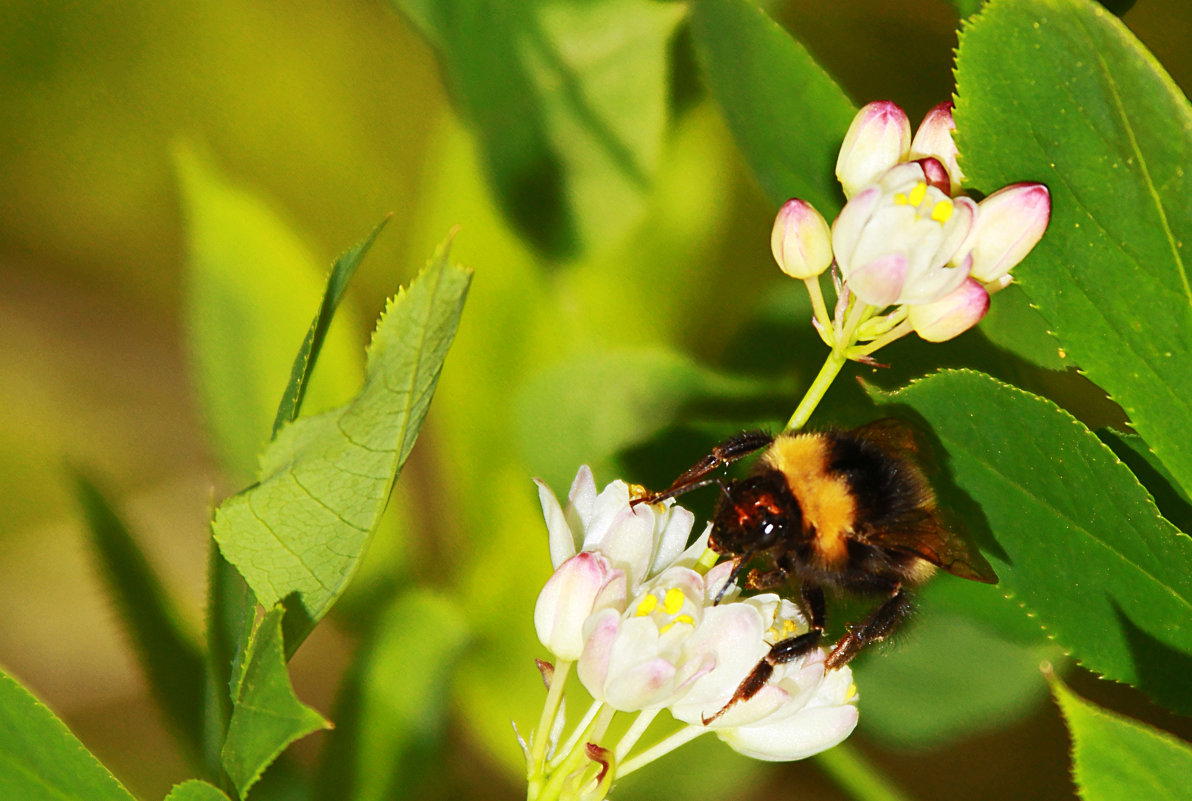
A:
[634,419,997,719]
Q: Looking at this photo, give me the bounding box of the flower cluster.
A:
[526,468,857,801]
[773,100,1051,354]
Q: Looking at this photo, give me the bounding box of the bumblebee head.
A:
[709,473,802,557]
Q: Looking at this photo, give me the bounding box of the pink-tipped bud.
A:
[908,278,990,342]
[836,101,911,198]
[967,183,1051,283]
[535,552,624,660]
[771,199,833,279]
[910,102,963,194]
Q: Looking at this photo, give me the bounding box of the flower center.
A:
[893,180,954,224]
[634,586,696,633]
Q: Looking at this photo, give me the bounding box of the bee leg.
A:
[701,629,824,725]
[826,585,914,670]
[632,430,773,505]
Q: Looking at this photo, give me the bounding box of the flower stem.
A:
[614,709,661,763]
[617,724,710,778]
[549,699,603,771]
[531,660,572,769]
[536,705,618,801]
[785,348,847,432]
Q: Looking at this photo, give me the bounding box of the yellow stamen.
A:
[659,614,695,634]
[635,593,658,616]
[908,181,928,206]
[846,682,859,701]
[893,192,909,206]
[663,588,685,615]
[930,198,954,223]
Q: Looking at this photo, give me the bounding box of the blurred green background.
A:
[2,1,1191,799]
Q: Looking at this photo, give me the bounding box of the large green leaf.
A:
[203,545,256,780]
[392,0,684,256]
[163,781,232,801]
[176,145,364,481]
[221,606,329,799]
[1052,678,1192,801]
[212,241,471,648]
[955,0,1192,495]
[0,669,135,801]
[73,472,205,757]
[312,590,469,801]
[879,369,1192,714]
[688,0,856,213]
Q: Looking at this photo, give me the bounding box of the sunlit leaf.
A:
[0,669,135,801]
[175,145,364,481]
[312,590,469,801]
[212,240,471,649]
[956,0,1192,496]
[72,472,204,757]
[203,546,256,779]
[272,217,390,435]
[979,284,1071,371]
[879,369,1192,714]
[393,0,684,256]
[1052,677,1192,801]
[221,606,329,799]
[688,0,856,214]
[163,780,232,801]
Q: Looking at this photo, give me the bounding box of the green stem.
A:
[784,349,847,432]
[527,660,573,799]
[536,705,618,801]
[815,742,917,801]
[616,724,709,778]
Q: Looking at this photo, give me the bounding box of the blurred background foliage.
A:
[2,1,1191,800]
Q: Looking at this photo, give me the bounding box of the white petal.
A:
[537,477,578,568]
[719,703,859,761]
[649,505,697,577]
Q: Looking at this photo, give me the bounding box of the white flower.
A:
[537,466,695,591]
[833,161,977,307]
[964,182,1052,284]
[667,595,858,761]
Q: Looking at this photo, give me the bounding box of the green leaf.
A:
[272,217,390,436]
[312,590,470,801]
[392,0,684,256]
[979,284,1071,371]
[164,780,233,801]
[221,606,330,799]
[203,544,256,779]
[72,472,205,757]
[0,669,135,801]
[212,241,472,649]
[878,369,1192,714]
[1052,677,1192,801]
[955,0,1192,496]
[1098,429,1192,535]
[946,0,985,17]
[175,144,364,480]
[688,0,856,213]
[854,599,1052,747]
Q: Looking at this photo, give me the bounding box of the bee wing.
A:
[850,418,922,459]
[870,510,999,583]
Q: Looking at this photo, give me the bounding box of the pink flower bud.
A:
[836,101,911,198]
[908,278,990,342]
[846,253,908,308]
[910,102,963,194]
[968,183,1051,283]
[535,552,624,660]
[771,199,833,279]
